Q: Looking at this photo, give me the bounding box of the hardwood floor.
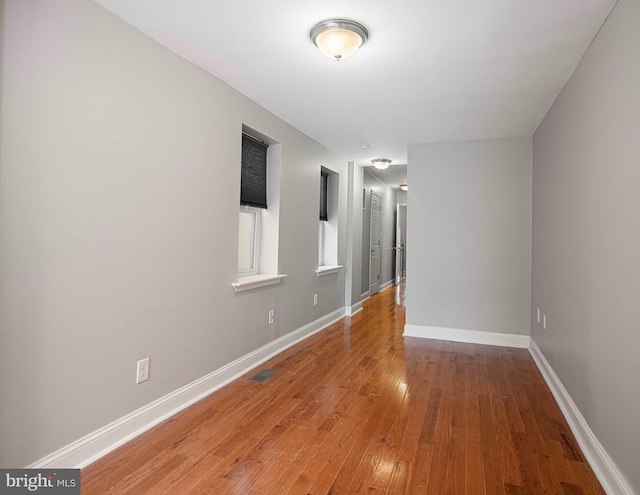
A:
[82,283,605,494]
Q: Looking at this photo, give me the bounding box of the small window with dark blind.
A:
[318,167,339,271]
[241,133,268,209]
[319,171,329,221]
[236,127,285,284]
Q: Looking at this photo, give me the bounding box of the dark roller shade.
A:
[241,133,268,209]
[320,171,328,221]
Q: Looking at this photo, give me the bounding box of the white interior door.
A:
[370,191,381,295]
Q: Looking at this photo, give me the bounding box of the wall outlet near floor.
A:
[314,294,318,306]
[268,310,274,325]
[136,357,150,384]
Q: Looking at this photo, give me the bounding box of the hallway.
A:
[82,284,604,494]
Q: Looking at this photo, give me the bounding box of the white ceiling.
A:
[94,0,616,172]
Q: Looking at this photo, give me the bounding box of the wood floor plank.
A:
[425,442,448,495]
[418,387,442,445]
[407,443,433,495]
[546,438,580,485]
[152,452,226,494]
[464,423,485,495]
[445,426,465,494]
[386,460,409,495]
[120,454,188,495]
[394,384,431,490]
[511,431,544,493]
[489,383,524,487]
[304,398,377,494]
[368,382,410,491]
[533,452,565,495]
[278,394,371,494]
[478,394,507,495]
[324,396,386,494]
[570,460,608,495]
[81,282,606,495]
[464,364,486,495]
[257,383,369,493]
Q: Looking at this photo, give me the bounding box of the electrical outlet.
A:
[537,308,541,323]
[268,310,274,325]
[136,357,150,384]
[314,294,318,306]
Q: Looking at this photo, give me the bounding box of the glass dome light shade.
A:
[372,158,391,170]
[311,20,369,61]
[315,28,363,61]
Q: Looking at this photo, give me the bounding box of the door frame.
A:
[395,203,407,285]
[369,191,382,296]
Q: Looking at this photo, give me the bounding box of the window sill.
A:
[232,274,287,293]
[315,265,343,276]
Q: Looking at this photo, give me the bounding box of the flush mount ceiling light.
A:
[310,19,369,61]
[372,158,391,170]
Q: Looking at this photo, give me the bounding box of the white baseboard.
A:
[528,339,634,495]
[346,300,363,316]
[403,324,530,348]
[379,280,394,292]
[29,307,347,470]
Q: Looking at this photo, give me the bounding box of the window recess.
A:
[317,166,341,275]
[235,127,285,291]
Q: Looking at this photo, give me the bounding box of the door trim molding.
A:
[369,190,382,296]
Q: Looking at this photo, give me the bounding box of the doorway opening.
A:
[369,191,382,296]
[394,203,407,286]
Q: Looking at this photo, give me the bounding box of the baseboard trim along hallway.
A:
[28,307,347,469]
[529,339,634,495]
[403,324,531,348]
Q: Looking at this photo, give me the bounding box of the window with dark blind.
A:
[241,133,268,209]
[319,171,329,221]
[317,167,339,271]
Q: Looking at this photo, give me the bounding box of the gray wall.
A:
[532,0,640,489]
[406,138,532,335]
[0,0,349,467]
[360,169,397,296]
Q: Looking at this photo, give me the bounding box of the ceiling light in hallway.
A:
[310,19,368,61]
[372,158,391,170]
